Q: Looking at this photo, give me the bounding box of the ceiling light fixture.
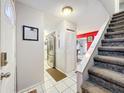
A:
[62,6,73,16]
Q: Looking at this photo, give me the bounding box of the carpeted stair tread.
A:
[109,25,124,30]
[113,14,124,18]
[107,28,124,32]
[98,46,124,52]
[105,31,124,39]
[89,67,124,88]
[102,38,124,43]
[105,30,124,35]
[110,20,124,25]
[112,16,124,21]
[94,55,124,66]
[82,11,124,93]
[113,11,124,16]
[82,81,111,93]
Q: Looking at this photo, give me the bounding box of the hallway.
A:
[1,0,124,93]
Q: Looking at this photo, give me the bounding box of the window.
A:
[5,0,15,25]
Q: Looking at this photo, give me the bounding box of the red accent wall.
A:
[77,31,98,49]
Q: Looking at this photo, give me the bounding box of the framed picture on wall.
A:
[87,36,93,42]
[23,25,39,41]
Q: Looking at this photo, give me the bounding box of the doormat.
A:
[46,68,67,81]
[28,89,37,93]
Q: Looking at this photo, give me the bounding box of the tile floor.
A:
[22,62,77,93]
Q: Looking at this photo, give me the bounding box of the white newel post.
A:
[77,72,83,93]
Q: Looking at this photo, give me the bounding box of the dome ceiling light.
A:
[62,6,73,16]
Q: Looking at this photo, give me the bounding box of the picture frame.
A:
[87,36,93,42]
[23,25,39,41]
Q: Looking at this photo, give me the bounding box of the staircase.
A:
[82,11,124,93]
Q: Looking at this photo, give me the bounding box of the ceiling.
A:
[16,0,109,34]
[16,0,88,19]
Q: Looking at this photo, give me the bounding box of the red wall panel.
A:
[77,31,98,49]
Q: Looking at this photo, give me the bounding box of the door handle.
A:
[0,72,11,80]
[1,52,8,67]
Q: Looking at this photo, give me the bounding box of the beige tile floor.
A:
[22,61,77,93]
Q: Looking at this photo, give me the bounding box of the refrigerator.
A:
[46,32,56,68]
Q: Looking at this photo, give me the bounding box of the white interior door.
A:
[0,0,16,93]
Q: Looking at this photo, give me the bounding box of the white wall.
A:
[16,2,44,91]
[44,13,62,33]
[56,21,66,72]
[65,21,77,73]
[120,3,124,11]
[56,20,77,73]
[77,0,119,34]
[77,0,109,34]
[99,0,119,15]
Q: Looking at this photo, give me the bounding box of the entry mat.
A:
[46,68,67,81]
[28,89,37,93]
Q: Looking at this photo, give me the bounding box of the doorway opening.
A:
[43,30,77,93]
[44,31,67,81]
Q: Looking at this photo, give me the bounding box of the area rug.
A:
[46,68,67,81]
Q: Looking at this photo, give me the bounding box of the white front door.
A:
[0,0,16,93]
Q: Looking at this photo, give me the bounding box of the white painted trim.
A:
[76,17,110,73]
[11,0,17,92]
[115,0,120,13]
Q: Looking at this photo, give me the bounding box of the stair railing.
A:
[76,17,111,93]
